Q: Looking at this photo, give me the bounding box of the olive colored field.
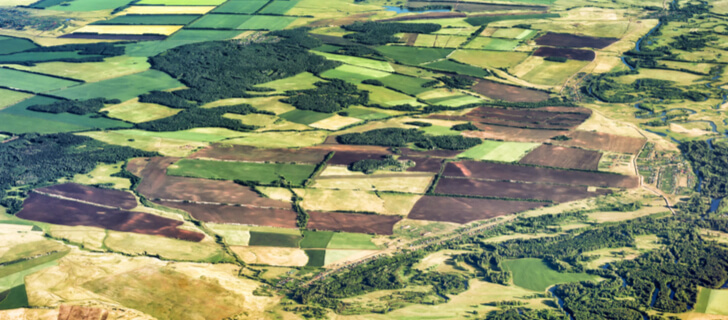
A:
[279,109,333,125]
[223,131,329,148]
[188,14,252,29]
[259,0,301,14]
[423,59,489,78]
[70,162,133,190]
[123,6,216,14]
[0,37,37,55]
[213,0,268,13]
[695,287,728,316]
[314,52,394,72]
[249,231,303,248]
[376,46,453,65]
[255,72,323,94]
[102,98,181,123]
[0,89,31,110]
[464,37,520,51]
[136,0,226,4]
[503,258,599,292]
[413,34,469,48]
[300,231,334,248]
[237,16,297,30]
[77,128,244,157]
[94,14,201,25]
[295,188,421,216]
[520,58,590,86]
[379,74,432,95]
[4,56,151,83]
[49,0,133,11]
[167,159,316,185]
[103,231,228,263]
[457,140,540,162]
[360,83,421,106]
[450,50,530,69]
[327,232,378,250]
[50,70,184,101]
[320,64,391,84]
[72,25,183,35]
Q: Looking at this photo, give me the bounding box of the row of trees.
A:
[281,80,369,113]
[342,22,441,45]
[135,104,267,132]
[27,98,120,115]
[336,128,481,150]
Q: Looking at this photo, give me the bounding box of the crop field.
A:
[314,52,394,72]
[0,89,31,110]
[413,34,468,48]
[278,109,333,125]
[426,95,483,107]
[375,46,453,65]
[520,145,602,170]
[312,172,435,193]
[295,188,420,216]
[167,159,316,186]
[457,140,540,162]
[237,16,298,30]
[327,232,378,249]
[434,177,612,202]
[123,5,216,14]
[94,15,200,25]
[309,114,362,130]
[470,80,549,102]
[164,29,246,42]
[191,144,330,164]
[103,230,228,262]
[422,60,489,78]
[535,32,618,49]
[256,72,322,93]
[137,0,226,4]
[234,246,308,266]
[0,68,81,93]
[325,149,391,166]
[443,161,639,188]
[249,231,303,248]
[0,285,27,310]
[224,131,329,148]
[48,0,133,11]
[213,0,269,13]
[0,37,37,55]
[299,231,334,248]
[320,64,391,84]
[51,70,183,101]
[519,58,590,86]
[358,84,421,106]
[464,37,520,51]
[450,50,530,69]
[0,51,106,65]
[307,211,402,235]
[36,183,137,210]
[491,28,537,40]
[533,47,595,61]
[17,193,204,241]
[504,258,599,291]
[160,200,299,228]
[102,98,180,123]
[72,25,183,35]
[259,0,301,14]
[378,74,432,95]
[559,131,646,154]
[408,196,544,223]
[188,14,252,29]
[694,287,728,316]
[6,56,152,83]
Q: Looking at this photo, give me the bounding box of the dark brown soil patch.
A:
[327,151,392,166]
[402,156,443,172]
[471,80,549,102]
[400,148,463,158]
[434,106,591,130]
[519,144,602,170]
[408,196,545,223]
[442,161,638,188]
[157,201,298,229]
[307,211,401,235]
[557,131,646,154]
[37,183,137,210]
[379,12,466,22]
[190,144,330,164]
[534,47,595,61]
[18,193,204,242]
[434,177,612,202]
[464,124,568,143]
[535,32,618,49]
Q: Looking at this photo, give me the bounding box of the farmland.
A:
[167,159,316,186]
[503,258,599,291]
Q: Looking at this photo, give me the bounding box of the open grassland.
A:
[323,250,375,266]
[327,232,378,249]
[69,162,133,189]
[255,72,322,94]
[465,37,519,51]
[168,159,316,185]
[104,231,227,263]
[695,287,728,316]
[376,46,453,65]
[76,130,213,157]
[233,246,308,266]
[295,188,421,216]
[256,187,295,202]
[238,16,298,30]
[457,140,540,161]
[46,226,107,251]
[0,68,80,93]
[4,56,151,83]
[102,98,180,123]
[320,64,391,84]
[0,89,31,110]
[504,258,600,292]
[519,58,590,86]
[51,70,183,101]
[309,115,362,130]
[491,28,537,40]
[0,240,67,265]
[206,224,251,246]
[205,96,295,115]
[224,131,328,148]
[123,5,216,14]
[615,68,704,86]
[360,84,421,106]
[72,25,183,35]
[314,52,394,72]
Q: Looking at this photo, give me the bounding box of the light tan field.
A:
[203,96,296,115]
[700,229,728,245]
[309,115,362,131]
[3,56,150,83]
[206,224,251,246]
[415,250,469,271]
[295,188,421,216]
[78,131,209,157]
[324,250,378,267]
[122,5,216,14]
[72,25,183,35]
[103,230,226,262]
[225,131,329,148]
[313,175,434,193]
[65,161,133,189]
[223,113,310,131]
[0,308,59,320]
[102,98,180,123]
[256,187,295,202]
[232,246,308,267]
[47,225,107,251]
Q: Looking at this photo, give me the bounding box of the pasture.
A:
[224,113,310,131]
[48,0,133,11]
[360,83,421,106]
[519,58,590,86]
[70,162,132,189]
[413,34,468,48]
[450,50,529,69]
[491,28,537,40]
[188,14,251,29]
[224,131,328,148]
[50,70,184,101]
[213,0,268,13]
[0,37,37,55]
[237,16,297,30]
[102,98,181,123]
[279,109,333,125]
[249,231,303,248]
[256,72,322,94]
[457,140,540,162]
[0,89,31,110]
[327,232,378,249]
[320,64,391,84]
[300,231,334,248]
[423,59,489,77]
[314,52,394,72]
[123,5,216,14]
[0,68,81,93]
[305,250,326,267]
[259,0,301,14]
[379,74,432,95]
[167,159,316,185]
[375,46,453,65]
[464,37,519,51]
[5,56,151,83]
[503,258,599,291]
[94,14,200,25]
[695,287,728,316]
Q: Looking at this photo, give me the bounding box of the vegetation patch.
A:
[503,258,599,291]
[249,231,303,248]
[168,159,316,186]
[300,231,335,249]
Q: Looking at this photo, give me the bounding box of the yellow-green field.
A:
[122,5,216,14]
[102,98,181,123]
[295,188,421,216]
[72,25,183,35]
[3,56,151,83]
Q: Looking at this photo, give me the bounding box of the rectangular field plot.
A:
[408,196,545,223]
[236,15,297,30]
[0,68,81,93]
[327,232,377,249]
[520,59,590,86]
[312,171,435,193]
[320,65,391,84]
[465,37,520,51]
[249,231,303,247]
[491,28,537,40]
[187,14,251,29]
[457,140,539,162]
[422,59,489,78]
[307,211,402,235]
[255,72,323,93]
[0,51,105,65]
[519,144,602,170]
[190,144,330,164]
[259,0,301,14]
[72,25,183,35]
[136,0,226,5]
[559,131,646,154]
[313,52,394,72]
[37,183,137,210]
[167,159,316,185]
[159,200,299,228]
[93,14,201,25]
[296,188,421,216]
[376,46,453,65]
[50,70,183,101]
[442,161,639,188]
[379,74,432,95]
[413,34,468,48]
[0,37,38,55]
[48,0,134,11]
[299,231,334,248]
[102,99,181,123]
[308,114,362,130]
[213,0,269,13]
[535,32,618,49]
[450,50,529,69]
[695,287,728,316]
[504,258,599,292]
[434,177,611,202]
[123,6,216,14]
[360,84,421,106]
[425,94,483,107]
[0,89,32,110]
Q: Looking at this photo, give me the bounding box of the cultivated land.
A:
[0,1,724,319]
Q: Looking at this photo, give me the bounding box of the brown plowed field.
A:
[519,145,602,170]
[402,156,443,172]
[465,123,567,143]
[307,211,402,235]
[380,12,466,22]
[58,305,108,320]
[407,1,546,12]
[157,201,298,229]
[402,33,418,45]
[557,131,646,154]
[133,157,289,208]
[471,80,549,102]
[126,157,147,176]
[37,183,137,210]
[443,161,638,188]
[434,177,612,202]
[400,148,463,158]
[534,47,595,61]
[190,144,330,164]
[18,193,204,242]
[408,196,545,223]
[458,106,590,130]
[535,32,618,49]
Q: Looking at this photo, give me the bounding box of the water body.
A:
[548,286,575,320]
[650,287,660,307]
[383,6,450,14]
[668,284,676,300]
[644,129,682,144]
[601,263,628,287]
[620,21,663,69]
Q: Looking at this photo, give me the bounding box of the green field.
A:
[305,250,326,267]
[0,37,38,55]
[422,59,489,78]
[360,83,421,106]
[249,231,303,248]
[413,34,469,48]
[521,59,590,86]
[237,15,297,30]
[0,285,28,310]
[450,50,530,69]
[94,14,200,25]
[491,28,537,40]
[0,257,62,292]
[340,106,395,120]
[425,95,483,107]
[300,231,335,248]
[376,46,453,65]
[279,109,333,125]
[0,51,105,64]
[695,287,728,315]
[0,68,81,93]
[313,52,394,72]
[379,74,432,95]
[465,37,520,51]
[50,70,183,101]
[259,0,301,14]
[458,140,540,162]
[188,14,251,29]
[503,258,599,292]
[256,72,323,94]
[224,131,328,148]
[168,159,317,185]
[49,0,133,11]
[319,64,391,84]
[165,29,245,41]
[327,232,378,250]
[0,89,32,110]
[213,0,268,13]
[136,0,225,4]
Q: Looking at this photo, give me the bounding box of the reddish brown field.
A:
[465,124,567,143]
[400,147,463,158]
[126,157,147,176]
[18,193,204,242]
[443,106,591,130]
[402,156,443,172]
[132,157,289,208]
[58,305,108,320]
[434,177,612,202]
[535,32,618,49]
[307,211,402,235]
[380,12,466,22]
[443,161,638,188]
[408,196,545,223]
[557,131,646,154]
[157,201,298,229]
[534,47,595,61]
[470,80,550,102]
[189,144,330,164]
[519,145,602,170]
[37,183,137,210]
